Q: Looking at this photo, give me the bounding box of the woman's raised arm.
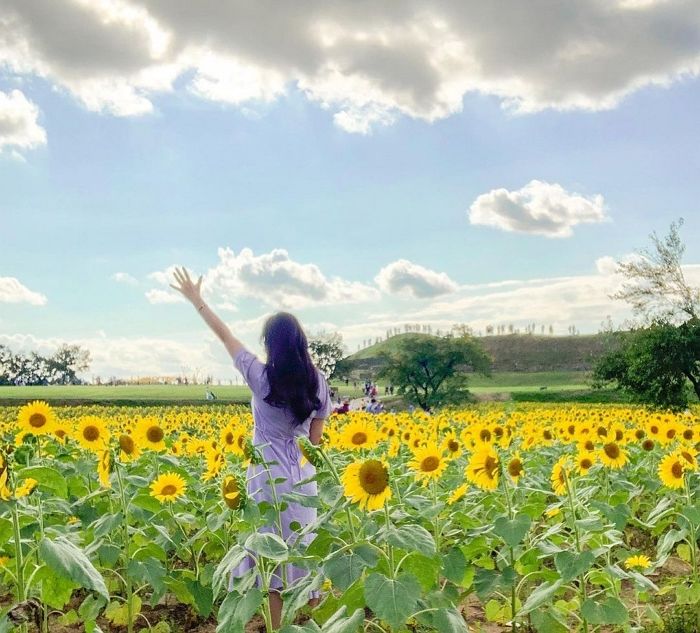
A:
[170,267,244,359]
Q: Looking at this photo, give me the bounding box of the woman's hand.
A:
[170,267,203,305]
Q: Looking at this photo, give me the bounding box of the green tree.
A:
[593,320,700,409]
[308,332,345,379]
[378,334,491,410]
[47,344,91,385]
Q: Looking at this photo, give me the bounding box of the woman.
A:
[171,267,331,629]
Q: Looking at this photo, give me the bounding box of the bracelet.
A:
[197,303,206,312]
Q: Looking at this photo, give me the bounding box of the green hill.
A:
[345,332,609,374]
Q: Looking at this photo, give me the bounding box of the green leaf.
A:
[385,524,436,556]
[493,513,532,548]
[443,548,467,585]
[212,545,248,600]
[17,466,67,497]
[78,595,107,622]
[676,581,700,605]
[281,574,324,624]
[364,572,421,629]
[37,565,78,609]
[92,512,123,538]
[324,552,367,591]
[105,596,142,626]
[321,606,365,633]
[130,492,163,514]
[581,596,628,625]
[530,608,569,633]
[431,608,469,633]
[245,532,289,562]
[39,536,108,600]
[186,580,214,618]
[554,551,594,583]
[401,552,440,591]
[217,588,264,633]
[519,580,564,615]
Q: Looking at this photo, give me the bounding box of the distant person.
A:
[333,399,350,415]
[370,384,377,398]
[205,389,217,400]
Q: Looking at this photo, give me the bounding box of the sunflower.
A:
[150,472,187,503]
[17,401,55,436]
[551,456,572,496]
[448,483,469,505]
[341,459,391,511]
[506,452,524,484]
[340,419,378,451]
[466,444,499,491]
[658,452,686,489]
[222,474,244,510]
[441,431,463,459]
[679,446,698,471]
[97,451,111,489]
[575,451,596,476]
[75,417,110,451]
[118,433,141,462]
[409,444,447,483]
[203,448,226,481]
[14,478,37,499]
[135,417,167,451]
[625,554,652,571]
[599,442,628,469]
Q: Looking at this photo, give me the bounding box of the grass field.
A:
[0,371,591,404]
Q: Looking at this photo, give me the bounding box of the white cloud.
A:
[148,247,379,310]
[145,288,184,304]
[375,259,458,298]
[112,271,138,285]
[0,89,46,153]
[2,1,699,132]
[468,180,608,238]
[0,276,47,305]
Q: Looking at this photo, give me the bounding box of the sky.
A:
[1,0,700,380]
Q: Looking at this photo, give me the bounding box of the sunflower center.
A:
[508,459,523,477]
[387,428,396,437]
[147,426,164,443]
[584,440,594,451]
[650,425,659,434]
[615,430,624,441]
[580,458,593,469]
[351,432,368,445]
[543,430,553,440]
[83,425,100,442]
[568,425,575,435]
[55,429,66,439]
[119,434,135,454]
[421,456,440,472]
[597,426,607,437]
[635,430,645,439]
[479,430,491,442]
[29,413,47,428]
[161,484,177,496]
[666,429,676,440]
[642,439,654,451]
[494,426,504,438]
[604,443,620,459]
[358,460,389,495]
[484,456,498,478]
[682,451,695,466]
[448,439,459,453]
[684,430,694,440]
[225,432,234,445]
[672,462,684,479]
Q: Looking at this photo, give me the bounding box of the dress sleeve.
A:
[233,348,267,397]
[314,371,333,420]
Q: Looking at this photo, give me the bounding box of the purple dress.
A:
[229,348,331,594]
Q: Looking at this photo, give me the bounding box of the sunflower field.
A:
[1,401,700,633]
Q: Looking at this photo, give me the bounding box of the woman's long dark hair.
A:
[262,312,321,424]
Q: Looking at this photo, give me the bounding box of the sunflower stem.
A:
[115,459,135,633]
[384,502,395,578]
[563,469,588,633]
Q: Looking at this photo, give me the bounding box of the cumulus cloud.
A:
[147,248,379,309]
[375,259,458,298]
[0,89,46,153]
[468,180,608,238]
[1,1,699,132]
[0,276,47,305]
[112,271,139,285]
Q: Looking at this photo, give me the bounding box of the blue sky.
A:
[1,1,700,378]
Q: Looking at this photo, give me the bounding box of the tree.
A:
[612,218,699,322]
[378,334,492,410]
[593,320,700,409]
[309,332,345,379]
[47,344,91,385]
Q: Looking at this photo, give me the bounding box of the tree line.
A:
[0,344,91,386]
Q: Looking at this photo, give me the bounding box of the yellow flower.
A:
[599,442,628,469]
[440,431,463,459]
[222,475,243,510]
[135,417,167,451]
[341,419,378,451]
[0,556,9,567]
[545,507,562,519]
[17,401,55,436]
[678,446,698,471]
[625,554,652,571]
[506,453,524,484]
[15,478,37,499]
[551,456,572,496]
[447,483,469,505]
[97,451,111,489]
[75,417,110,452]
[150,472,187,503]
[409,444,447,483]
[203,448,226,481]
[341,459,391,511]
[658,452,686,489]
[466,444,499,491]
[575,451,596,476]
[118,433,141,462]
